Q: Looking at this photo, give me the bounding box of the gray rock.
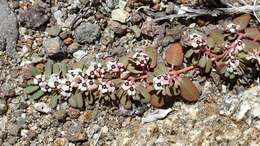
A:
[101,27,115,45]
[131,25,141,38]
[0,0,18,57]
[74,22,100,44]
[7,124,20,136]
[106,0,118,9]
[54,109,67,122]
[66,122,86,142]
[0,99,8,115]
[67,42,80,54]
[111,9,130,23]
[108,20,127,35]
[46,26,61,37]
[18,4,49,29]
[33,102,52,113]
[0,81,15,98]
[43,37,65,57]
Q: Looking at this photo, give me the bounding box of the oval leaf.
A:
[25,86,39,94]
[145,47,157,68]
[31,90,45,100]
[53,63,61,74]
[31,67,40,77]
[245,27,260,41]
[44,60,53,79]
[165,43,184,66]
[179,77,200,102]
[199,55,207,68]
[233,14,251,30]
[69,93,84,108]
[49,95,60,108]
[136,84,151,103]
[205,59,212,73]
[185,49,194,58]
[150,94,165,108]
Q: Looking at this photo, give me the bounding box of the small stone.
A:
[141,17,160,37]
[7,124,21,136]
[67,42,80,54]
[18,4,49,29]
[54,109,67,122]
[53,138,69,146]
[111,9,130,23]
[64,37,74,46]
[78,111,92,124]
[73,50,87,61]
[165,2,175,14]
[0,99,8,115]
[46,26,61,37]
[130,12,142,24]
[131,25,141,38]
[66,122,86,142]
[74,22,100,44]
[33,102,52,113]
[67,107,81,119]
[101,27,115,45]
[1,81,15,97]
[20,129,29,137]
[108,20,127,35]
[43,37,65,57]
[106,0,118,9]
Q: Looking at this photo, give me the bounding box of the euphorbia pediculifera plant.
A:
[25,14,260,109]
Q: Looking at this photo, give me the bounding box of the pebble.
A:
[1,81,16,97]
[67,42,80,54]
[66,122,86,142]
[74,22,101,44]
[54,109,67,122]
[0,99,8,115]
[7,124,21,136]
[18,4,49,29]
[67,107,81,119]
[46,26,61,37]
[111,9,130,23]
[33,102,52,113]
[43,37,65,57]
[101,27,115,45]
[108,20,127,35]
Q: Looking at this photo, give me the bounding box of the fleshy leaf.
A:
[245,27,260,40]
[127,64,143,74]
[120,95,131,109]
[215,61,226,74]
[233,14,251,30]
[44,60,53,79]
[179,77,200,102]
[53,63,61,74]
[199,55,207,68]
[31,90,45,100]
[31,67,40,77]
[185,49,194,58]
[205,59,212,73]
[136,84,151,103]
[59,63,68,76]
[145,47,157,68]
[69,93,84,108]
[25,85,39,94]
[49,95,60,108]
[154,64,168,76]
[165,43,184,66]
[150,94,165,108]
[207,29,225,48]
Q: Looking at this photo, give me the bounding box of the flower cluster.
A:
[225,56,241,75]
[189,33,207,48]
[226,23,240,33]
[153,74,172,91]
[121,80,136,96]
[132,52,150,67]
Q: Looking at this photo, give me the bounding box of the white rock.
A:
[234,101,251,121]
[142,108,172,123]
[111,9,130,23]
[73,50,87,62]
[33,102,52,113]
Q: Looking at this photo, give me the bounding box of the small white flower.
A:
[78,81,88,92]
[58,78,73,92]
[85,68,96,78]
[60,90,72,97]
[227,23,240,33]
[66,68,82,79]
[33,74,45,86]
[71,75,84,88]
[226,57,240,74]
[127,86,136,96]
[154,82,164,91]
[98,81,115,94]
[117,63,125,72]
[235,40,245,51]
[40,82,52,92]
[48,74,60,88]
[88,62,102,71]
[121,80,132,90]
[107,61,119,72]
[86,79,98,91]
[152,74,171,91]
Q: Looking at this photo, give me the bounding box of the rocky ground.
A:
[0,0,260,146]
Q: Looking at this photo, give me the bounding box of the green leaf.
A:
[31,90,45,100]
[136,84,151,103]
[120,95,131,109]
[199,55,207,68]
[69,93,84,108]
[245,27,260,40]
[145,47,157,68]
[207,29,225,48]
[179,77,200,102]
[233,14,251,30]
[127,64,143,74]
[24,86,39,94]
[49,95,60,108]
[59,63,68,76]
[205,59,212,73]
[150,94,164,108]
[53,63,61,74]
[31,67,40,77]
[44,60,53,79]
[185,49,194,58]
[154,64,168,76]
